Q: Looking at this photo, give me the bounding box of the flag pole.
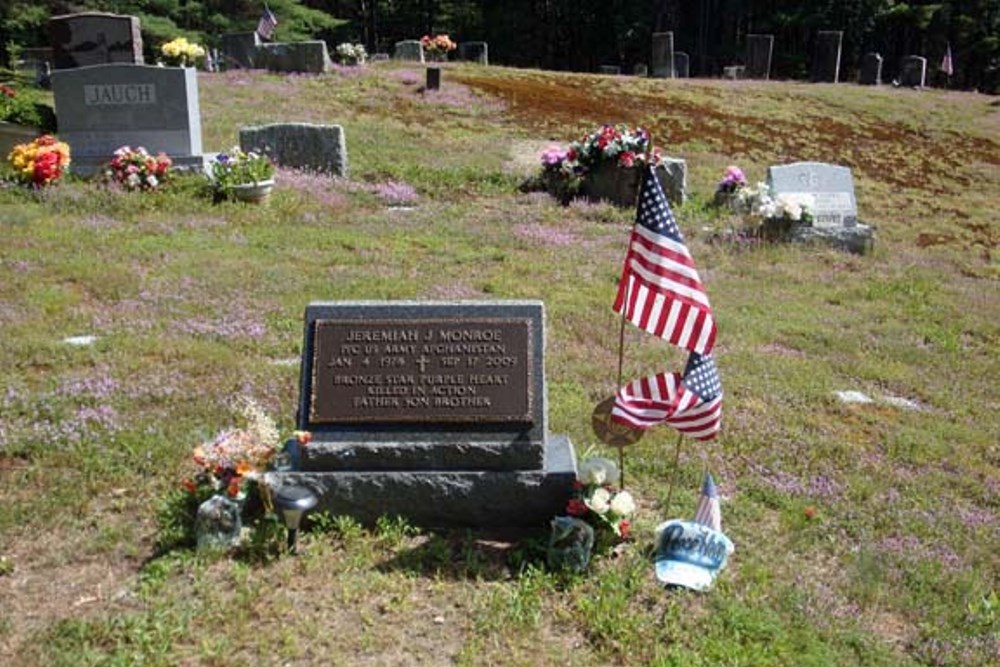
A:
[663,431,684,516]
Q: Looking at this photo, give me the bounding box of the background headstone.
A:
[267,300,578,527]
[651,32,675,78]
[49,12,143,70]
[51,64,207,175]
[767,161,873,253]
[599,65,621,75]
[859,52,883,85]
[220,32,261,69]
[633,63,648,77]
[457,41,488,65]
[394,40,425,62]
[811,30,843,83]
[745,34,774,79]
[239,122,348,177]
[723,65,745,80]
[257,41,333,73]
[582,158,687,208]
[899,55,927,87]
[673,52,690,78]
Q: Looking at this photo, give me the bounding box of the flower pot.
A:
[0,121,41,160]
[231,178,274,204]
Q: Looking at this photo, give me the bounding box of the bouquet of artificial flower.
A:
[160,37,206,67]
[7,134,71,187]
[565,457,636,540]
[106,145,172,191]
[421,34,457,55]
[335,42,368,65]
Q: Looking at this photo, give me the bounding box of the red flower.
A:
[618,520,631,539]
[181,479,197,494]
[618,151,636,168]
[227,476,243,497]
[1,85,14,97]
[566,498,588,516]
[566,148,577,161]
[33,151,63,185]
[571,479,583,491]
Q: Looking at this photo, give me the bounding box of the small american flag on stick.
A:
[256,5,278,41]
[612,350,722,441]
[693,472,722,531]
[613,166,716,355]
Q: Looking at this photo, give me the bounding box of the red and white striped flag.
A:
[613,166,716,355]
[256,5,278,41]
[612,351,722,440]
[940,43,954,76]
[693,472,722,531]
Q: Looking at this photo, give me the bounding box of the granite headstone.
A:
[394,40,425,62]
[899,55,927,88]
[633,63,648,77]
[673,52,690,78]
[266,301,578,527]
[239,123,348,177]
[220,32,261,69]
[811,30,843,83]
[457,41,488,65]
[51,64,208,175]
[746,34,774,79]
[859,52,882,85]
[651,32,675,78]
[49,12,143,70]
[257,41,333,73]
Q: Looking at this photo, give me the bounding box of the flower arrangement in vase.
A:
[160,37,206,67]
[421,34,456,61]
[210,146,275,203]
[7,134,71,187]
[335,42,368,65]
[105,145,172,191]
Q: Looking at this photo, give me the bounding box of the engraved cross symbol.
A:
[415,355,430,372]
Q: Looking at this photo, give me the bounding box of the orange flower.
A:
[235,460,252,476]
[295,430,312,445]
[227,476,243,497]
[181,479,197,494]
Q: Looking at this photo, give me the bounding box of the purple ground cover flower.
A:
[513,223,578,247]
[374,180,418,206]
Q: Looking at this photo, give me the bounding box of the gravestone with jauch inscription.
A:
[899,55,927,88]
[859,52,882,85]
[458,42,488,65]
[673,52,690,78]
[51,64,208,176]
[767,161,873,253]
[394,40,425,62]
[746,34,774,79]
[266,301,578,527]
[49,12,143,70]
[220,32,261,69]
[239,122,348,176]
[651,32,674,78]
[811,30,843,83]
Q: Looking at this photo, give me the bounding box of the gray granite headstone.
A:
[723,65,745,80]
[457,41,488,65]
[49,12,143,70]
[18,48,53,87]
[746,34,774,79]
[582,158,687,208]
[633,63,648,77]
[651,32,674,78]
[767,161,873,253]
[257,41,333,73]
[673,52,690,78]
[811,30,843,83]
[394,40,425,62]
[220,32,261,69]
[859,52,882,85]
[899,55,927,88]
[51,64,208,175]
[266,300,578,527]
[239,122,348,177]
[599,65,621,75]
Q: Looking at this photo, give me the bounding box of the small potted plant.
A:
[210,147,275,203]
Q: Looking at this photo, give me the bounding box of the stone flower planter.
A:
[230,178,275,204]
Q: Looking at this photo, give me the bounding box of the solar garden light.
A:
[272,485,318,554]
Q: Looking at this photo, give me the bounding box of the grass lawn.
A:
[0,62,997,666]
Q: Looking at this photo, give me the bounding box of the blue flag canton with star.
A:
[682,352,721,401]
[637,167,685,244]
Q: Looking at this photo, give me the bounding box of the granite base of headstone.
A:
[673,52,690,78]
[51,64,209,176]
[582,159,686,208]
[265,301,578,528]
[257,41,333,73]
[767,161,873,254]
[746,34,774,80]
[220,32,261,69]
[457,42,488,65]
[49,12,143,70]
[899,56,927,88]
[239,123,348,177]
[651,32,674,78]
[859,52,882,85]
[394,40,425,62]
[811,30,843,83]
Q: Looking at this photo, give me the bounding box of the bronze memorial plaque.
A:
[310,318,533,424]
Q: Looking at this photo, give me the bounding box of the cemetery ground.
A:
[0,62,997,666]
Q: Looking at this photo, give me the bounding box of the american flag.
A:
[940,43,954,76]
[611,351,722,440]
[256,5,278,41]
[693,472,722,532]
[613,165,716,355]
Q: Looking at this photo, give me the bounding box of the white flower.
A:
[586,487,611,514]
[578,457,619,486]
[609,490,636,517]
